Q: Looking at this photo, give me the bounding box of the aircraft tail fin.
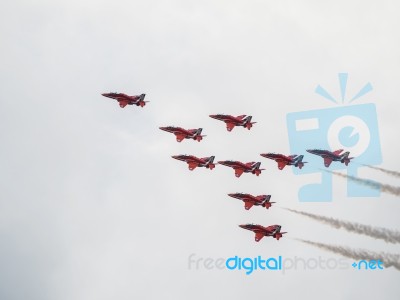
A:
[194,128,206,141]
[201,156,215,164]
[243,116,256,129]
[206,156,216,169]
[333,149,344,155]
[294,155,307,169]
[340,151,353,166]
[249,162,261,170]
[256,195,271,201]
[340,151,350,158]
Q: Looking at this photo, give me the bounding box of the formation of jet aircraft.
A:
[101,92,357,242]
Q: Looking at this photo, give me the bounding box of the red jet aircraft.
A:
[239,224,287,242]
[260,153,307,170]
[101,92,148,108]
[209,114,256,132]
[172,155,215,171]
[306,149,353,167]
[228,193,274,210]
[159,127,206,142]
[218,161,264,177]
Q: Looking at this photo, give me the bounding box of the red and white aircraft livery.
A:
[218,161,264,177]
[101,92,148,108]
[306,149,353,167]
[260,153,307,170]
[239,224,287,242]
[159,127,205,142]
[209,114,256,132]
[172,155,215,171]
[228,193,274,210]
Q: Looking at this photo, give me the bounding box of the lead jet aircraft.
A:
[159,126,205,142]
[260,153,307,170]
[172,155,215,171]
[228,193,274,210]
[239,224,287,242]
[101,92,148,108]
[209,114,256,132]
[218,161,264,177]
[306,149,353,167]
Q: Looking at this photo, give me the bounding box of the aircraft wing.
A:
[225,122,236,132]
[244,201,254,210]
[118,100,129,108]
[277,161,287,170]
[254,232,264,242]
[234,168,244,178]
[323,157,333,168]
[188,162,198,170]
[175,133,186,142]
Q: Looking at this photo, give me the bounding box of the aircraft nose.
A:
[239,224,246,229]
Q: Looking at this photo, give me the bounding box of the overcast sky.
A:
[1,0,400,299]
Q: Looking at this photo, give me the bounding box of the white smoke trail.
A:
[285,208,400,244]
[326,170,400,197]
[362,164,400,178]
[298,239,400,270]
